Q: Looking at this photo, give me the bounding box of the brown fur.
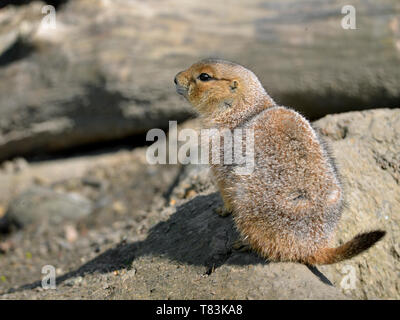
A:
[174,59,385,265]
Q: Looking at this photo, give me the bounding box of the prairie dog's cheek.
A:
[188,83,196,97]
[211,85,228,100]
[188,85,201,103]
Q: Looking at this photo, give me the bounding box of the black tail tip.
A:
[358,230,386,244]
[370,230,386,241]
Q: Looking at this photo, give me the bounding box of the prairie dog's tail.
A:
[305,230,386,265]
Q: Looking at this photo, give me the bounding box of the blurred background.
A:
[0,0,399,161]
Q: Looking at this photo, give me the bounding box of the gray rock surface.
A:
[0,108,398,299]
[314,109,400,299]
[2,186,93,228]
[0,0,399,160]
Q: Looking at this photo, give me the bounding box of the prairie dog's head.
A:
[174,59,267,120]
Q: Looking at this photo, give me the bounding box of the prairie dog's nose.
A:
[174,71,183,85]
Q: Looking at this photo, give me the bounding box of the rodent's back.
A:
[228,106,343,262]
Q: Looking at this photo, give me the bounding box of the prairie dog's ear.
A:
[230,79,239,92]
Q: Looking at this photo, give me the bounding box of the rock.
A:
[1,161,14,174]
[126,108,400,300]
[0,157,29,174]
[313,108,400,299]
[13,158,29,172]
[3,186,93,227]
[0,0,400,160]
[0,109,398,299]
[0,206,5,219]
[110,189,345,299]
[0,186,347,299]
[64,276,83,287]
[64,224,78,243]
[0,2,43,59]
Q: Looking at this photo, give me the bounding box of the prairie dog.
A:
[174,59,385,265]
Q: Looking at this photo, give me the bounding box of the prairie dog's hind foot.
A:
[232,239,252,252]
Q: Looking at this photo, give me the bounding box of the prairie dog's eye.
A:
[198,73,212,81]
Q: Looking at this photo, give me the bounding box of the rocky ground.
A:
[0,108,398,300]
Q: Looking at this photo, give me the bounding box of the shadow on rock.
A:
[5,193,267,294]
